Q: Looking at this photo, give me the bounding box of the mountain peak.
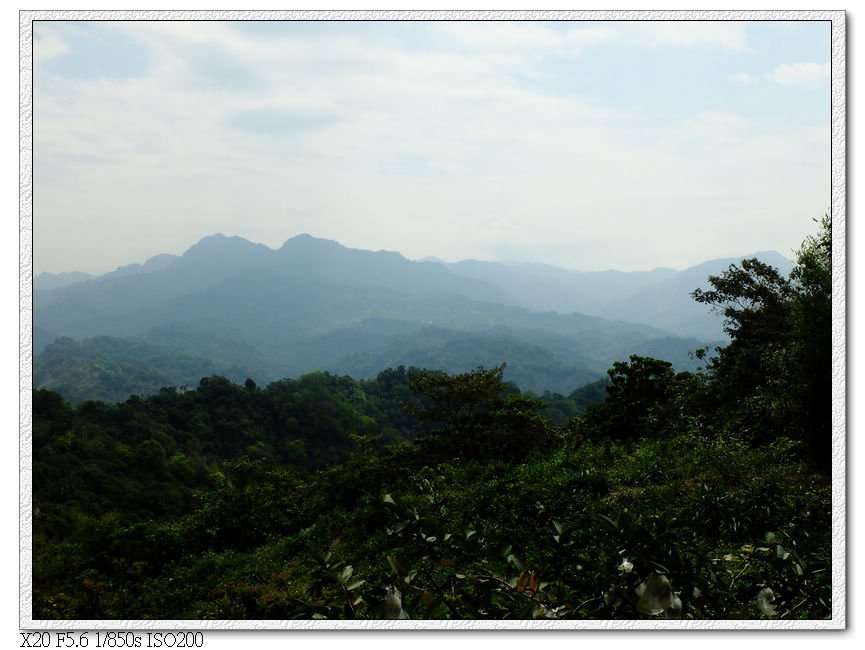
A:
[686,250,793,276]
[190,233,240,247]
[182,233,270,256]
[280,233,342,249]
[35,270,95,292]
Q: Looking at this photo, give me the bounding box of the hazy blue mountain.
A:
[35,254,180,312]
[34,271,94,292]
[99,253,180,281]
[34,326,63,355]
[435,251,793,340]
[36,234,509,337]
[34,233,731,401]
[602,251,795,339]
[328,326,604,395]
[441,259,678,315]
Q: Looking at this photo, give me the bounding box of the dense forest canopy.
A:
[31,217,833,621]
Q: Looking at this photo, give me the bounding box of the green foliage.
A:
[34,393,831,620]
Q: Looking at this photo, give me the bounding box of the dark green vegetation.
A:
[34,233,740,404]
[32,218,832,621]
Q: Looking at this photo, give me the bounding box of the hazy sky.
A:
[32,18,831,275]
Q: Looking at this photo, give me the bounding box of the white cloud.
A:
[767,62,830,89]
[728,72,758,86]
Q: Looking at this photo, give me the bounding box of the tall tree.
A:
[582,355,678,441]
[787,214,832,469]
[407,365,553,461]
[690,215,832,469]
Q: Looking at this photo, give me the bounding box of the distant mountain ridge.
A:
[34,270,95,292]
[37,233,507,304]
[33,233,788,402]
[428,250,793,340]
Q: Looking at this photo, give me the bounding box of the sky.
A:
[31,18,832,275]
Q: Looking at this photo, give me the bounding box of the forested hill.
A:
[33,234,739,404]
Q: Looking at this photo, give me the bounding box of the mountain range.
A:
[426,250,793,339]
[33,233,792,402]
